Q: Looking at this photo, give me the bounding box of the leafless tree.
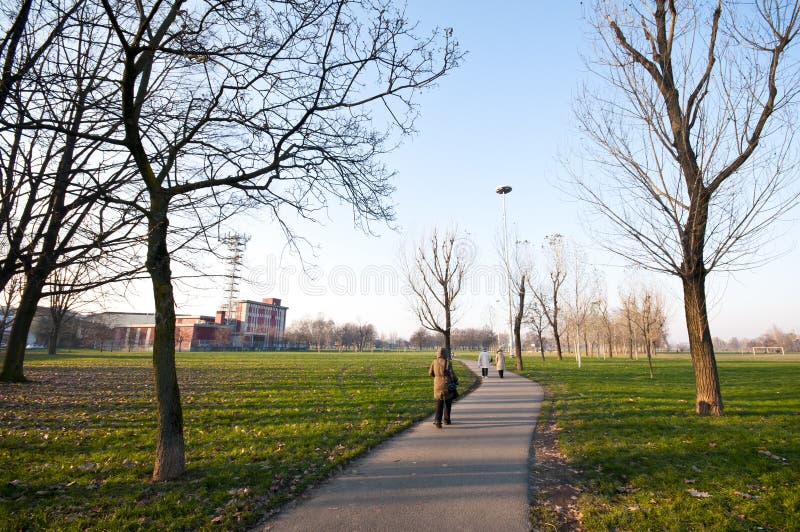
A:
[565,242,601,368]
[619,287,639,360]
[504,239,535,370]
[1,2,144,382]
[335,322,359,351]
[574,1,800,414]
[403,228,473,351]
[310,315,335,351]
[451,326,496,351]
[0,274,23,345]
[529,234,568,360]
[594,296,614,359]
[355,322,376,351]
[80,0,460,480]
[630,285,668,378]
[410,327,437,350]
[46,262,101,355]
[525,300,548,361]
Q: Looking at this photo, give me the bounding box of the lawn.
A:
[4,350,797,530]
[0,350,475,531]
[520,353,800,531]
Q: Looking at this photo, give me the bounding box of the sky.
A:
[120,1,799,345]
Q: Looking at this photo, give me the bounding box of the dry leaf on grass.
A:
[758,450,786,462]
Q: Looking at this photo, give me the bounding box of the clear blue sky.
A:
[126,1,798,345]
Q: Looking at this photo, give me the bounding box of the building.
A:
[89,298,287,351]
[174,314,233,351]
[226,298,287,349]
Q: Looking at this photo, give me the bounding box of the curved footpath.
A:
[257,358,544,532]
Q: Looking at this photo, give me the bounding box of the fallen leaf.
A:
[758,450,786,462]
[734,491,760,500]
[616,484,640,494]
[684,479,696,484]
[687,489,711,498]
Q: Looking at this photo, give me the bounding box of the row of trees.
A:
[712,326,799,353]
[1,0,461,480]
[400,227,672,374]
[284,317,376,352]
[405,1,800,417]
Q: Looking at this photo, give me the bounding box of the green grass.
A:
[520,353,800,531]
[0,350,476,531]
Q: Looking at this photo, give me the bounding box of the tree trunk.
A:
[682,273,723,415]
[48,318,61,355]
[0,273,45,382]
[645,336,654,379]
[147,195,185,481]
[514,276,524,370]
[552,319,563,361]
[1,87,80,378]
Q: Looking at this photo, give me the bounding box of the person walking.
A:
[495,347,506,378]
[478,347,491,378]
[428,347,458,428]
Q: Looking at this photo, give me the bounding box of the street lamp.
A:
[495,185,514,358]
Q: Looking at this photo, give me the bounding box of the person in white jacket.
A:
[477,347,491,378]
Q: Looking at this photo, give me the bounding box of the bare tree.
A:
[630,285,668,378]
[355,322,376,351]
[410,327,436,350]
[566,243,600,368]
[525,300,548,361]
[595,296,614,359]
[529,234,568,360]
[310,316,334,351]
[403,228,473,351]
[619,287,638,360]
[505,239,534,370]
[0,274,23,345]
[85,0,460,480]
[1,2,144,382]
[575,1,800,414]
[46,263,102,355]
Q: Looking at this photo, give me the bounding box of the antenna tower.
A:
[221,233,250,321]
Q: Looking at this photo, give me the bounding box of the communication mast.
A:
[221,233,250,322]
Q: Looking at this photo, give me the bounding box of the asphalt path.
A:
[257,358,544,532]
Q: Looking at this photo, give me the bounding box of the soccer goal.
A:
[751,346,785,355]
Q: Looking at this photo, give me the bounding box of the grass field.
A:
[520,352,800,531]
[0,350,476,531]
[2,350,798,530]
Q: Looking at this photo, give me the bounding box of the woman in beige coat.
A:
[495,347,506,378]
[428,347,458,428]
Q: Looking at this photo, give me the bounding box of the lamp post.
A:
[495,185,513,358]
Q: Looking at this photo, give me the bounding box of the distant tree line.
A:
[283,316,377,352]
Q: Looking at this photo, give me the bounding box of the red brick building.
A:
[226,298,287,349]
[101,297,287,351]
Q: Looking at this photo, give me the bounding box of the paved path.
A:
[257,359,544,532]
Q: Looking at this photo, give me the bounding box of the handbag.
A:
[445,360,458,393]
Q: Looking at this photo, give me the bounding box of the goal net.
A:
[751,346,785,355]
